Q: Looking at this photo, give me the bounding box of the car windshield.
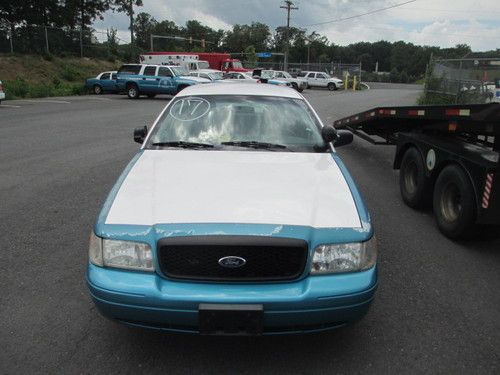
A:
[208,72,223,80]
[146,95,325,152]
[199,61,210,69]
[261,71,274,79]
[282,72,292,78]
[172,66,189,76]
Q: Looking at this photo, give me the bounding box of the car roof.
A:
[177,83,303,99]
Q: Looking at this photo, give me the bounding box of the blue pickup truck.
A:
[116,64,209,99]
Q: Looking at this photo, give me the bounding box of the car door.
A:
[101,72,118,92]
[306,72,316,86]
[316,73,328,87]
[140,65,159,93]
[110,73,118,91]
[157,67,176,94]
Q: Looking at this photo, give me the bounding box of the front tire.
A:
[328,82,337,91]
[127,84,139,99]
[399,147,429,209]
[93,84,103,95]
[433,165,476,239]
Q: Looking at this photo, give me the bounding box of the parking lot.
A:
[1,85,499,374]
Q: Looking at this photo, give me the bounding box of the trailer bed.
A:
[334,103,500,149]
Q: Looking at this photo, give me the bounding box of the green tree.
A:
[112,0,143,44]
[245,45,257,68]
[134,12,157,50]
[224,22,271,53]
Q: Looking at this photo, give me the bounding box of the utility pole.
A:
[280,0,298,71]
[129,0,134,45]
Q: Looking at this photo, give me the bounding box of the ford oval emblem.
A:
[218,256,246,268]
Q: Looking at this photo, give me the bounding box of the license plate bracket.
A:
[199,303,263,335]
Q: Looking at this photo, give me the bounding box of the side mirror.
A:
[333,129,353,147]
[134,126,148,144]
[321,125,338,143]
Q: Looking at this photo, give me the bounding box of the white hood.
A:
[181,76,211,83]
[105,150,361,228]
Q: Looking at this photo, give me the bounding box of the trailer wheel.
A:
[433,165,476,239]
[399,147,429,209]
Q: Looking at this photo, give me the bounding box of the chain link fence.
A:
[244,60,360,77]
[424,57,500,104]
[0,25,132,59]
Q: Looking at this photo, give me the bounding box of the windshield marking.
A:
[169,97,211,122]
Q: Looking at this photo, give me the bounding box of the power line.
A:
[304,0,418,27]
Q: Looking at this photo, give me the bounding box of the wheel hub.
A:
[404,161,418,194]
[440,183,462,222]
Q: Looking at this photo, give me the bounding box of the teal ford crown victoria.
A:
[87,83,377,335]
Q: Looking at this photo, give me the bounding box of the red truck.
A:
[197,53,248,73]
[139,52,248,73]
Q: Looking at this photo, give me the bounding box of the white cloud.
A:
[92,0,500,51]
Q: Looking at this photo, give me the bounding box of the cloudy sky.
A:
[93,0,500,51]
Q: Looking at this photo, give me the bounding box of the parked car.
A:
[298,71,344,91]
[189,69,224,82]
[87,83,377,335]
[224,71,292,88]
[85,71,119,95]
[0,80,5,104]
[288,67,302,78]
[223,72,258,81]
[116,64,210,99]
[253,69,307,92]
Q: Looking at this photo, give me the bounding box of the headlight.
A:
[89,231,103,266]
[310,236,377,274]
[88,232,154,271]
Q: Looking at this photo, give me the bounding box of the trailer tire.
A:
[433,164,476,239]
[399,147,429,209]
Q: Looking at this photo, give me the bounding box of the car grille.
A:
[157,236,308,282]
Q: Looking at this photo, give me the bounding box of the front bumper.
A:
[87,263,377,334]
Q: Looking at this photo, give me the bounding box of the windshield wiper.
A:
[221,141,289,150]
[151,141,214,149]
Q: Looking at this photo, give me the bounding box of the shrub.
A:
[60,64,81,81]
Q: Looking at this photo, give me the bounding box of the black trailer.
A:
[334,103,499,239]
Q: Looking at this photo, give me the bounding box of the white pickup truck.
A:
[253,69,308,92]
[298,71,344,91]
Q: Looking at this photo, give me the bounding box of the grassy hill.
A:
[0,54,121,99]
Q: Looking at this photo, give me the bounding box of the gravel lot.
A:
[1,85,498,374]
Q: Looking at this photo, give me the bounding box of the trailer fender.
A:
[394,141,419,170]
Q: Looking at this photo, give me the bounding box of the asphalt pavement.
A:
[1,86,499,374]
